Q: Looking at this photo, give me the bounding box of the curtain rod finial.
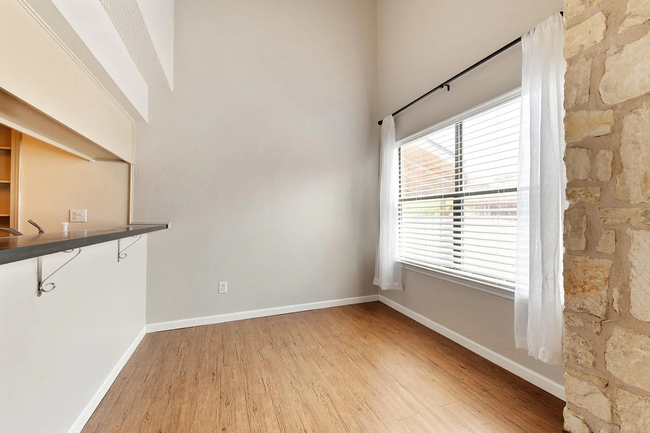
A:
[378,120,383,126]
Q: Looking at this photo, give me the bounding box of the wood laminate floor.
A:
[82,302,564,432]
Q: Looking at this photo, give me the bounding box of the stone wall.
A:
[563,0,650,432]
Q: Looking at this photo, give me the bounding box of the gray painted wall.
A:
[377,0,565,386]
[134,0,379,324]
[135,0,564,387]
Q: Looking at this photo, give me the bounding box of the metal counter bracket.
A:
[117,235,142,262]
[37,248,82,297]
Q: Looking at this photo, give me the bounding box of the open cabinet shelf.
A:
[0,124,19,232]
[0,215,9,237]
[0,182,10,216]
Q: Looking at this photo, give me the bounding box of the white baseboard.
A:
[67,326,147,433]
[378,295,566,401]
[147,294,380,333]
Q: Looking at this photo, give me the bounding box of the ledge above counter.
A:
[0,223,169,265]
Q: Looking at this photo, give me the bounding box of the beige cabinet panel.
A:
[0,1,135,163]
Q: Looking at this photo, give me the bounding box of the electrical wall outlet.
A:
[218,281,227,294]
[70,209,87,222]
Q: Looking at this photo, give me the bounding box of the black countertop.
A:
[0,224,168,265]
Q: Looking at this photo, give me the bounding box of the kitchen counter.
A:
[1,223,156,432]
[0,223,169,265]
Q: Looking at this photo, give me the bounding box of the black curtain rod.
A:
[378,11,563,126]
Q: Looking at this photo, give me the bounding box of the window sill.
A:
[399,262,515,301]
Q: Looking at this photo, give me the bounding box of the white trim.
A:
[395,88,523,301]
[147,295,380,333]
[378,295,565,401]
[31,0,148,120]
[67,326,147,433]
[396,87,522,146]
[18,0,135,122]
[0,115,96,162]
[400,263,515,301]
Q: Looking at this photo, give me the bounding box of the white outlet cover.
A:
[70,209,87,222]
[218,281,227,294]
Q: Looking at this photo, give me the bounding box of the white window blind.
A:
[398,94,521,290]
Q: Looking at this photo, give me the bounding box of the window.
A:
[398,94,521,290]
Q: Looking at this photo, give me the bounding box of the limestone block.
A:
[566,147,592,180]
[601,33,650,104]
[566,57,593,109]
[599,208,650,225]
[566,0,588,22]
[596,149,613,182]
[617,388,650,433]
[606,327,650,393]
[596,230,616,254]
[565,12,607,58]
[564,407,592,433]
[566,312,587,328]
[565,0,602,22]
[565,112,614,144]
[566,208,589,251]
[566,366,609,387]
[620,0,650,33]
[565,375,612,422]
[565,256,612,318]
[616,104,650,203]
[567,187,601,204]
[627,229,650,321]
[565,331,597,368]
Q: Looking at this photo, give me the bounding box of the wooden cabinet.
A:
[0,124,19,236]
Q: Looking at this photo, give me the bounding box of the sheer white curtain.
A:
[374,115,403,291]
[515,13,566,365]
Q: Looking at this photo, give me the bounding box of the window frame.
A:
[396,88,522,298]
